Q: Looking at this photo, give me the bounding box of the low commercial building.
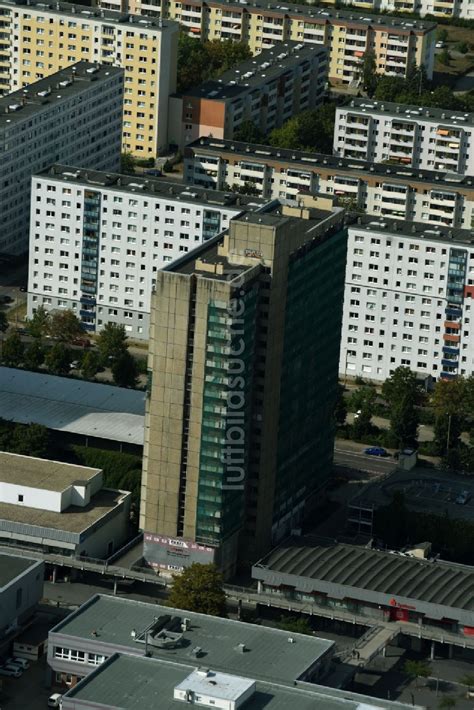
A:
[60,652,423,710]
[334,99,474,175]
[168,42,327,150]
[340,217,474,382]
[0,367,145,452]
[47,594,335,691]
[99,0,436,83]
[0,554,44,652]
[0,62,123,257]
[184,136,474,229]
[0,452,131,558]
[28,167,266,339]
[253,536,474,649]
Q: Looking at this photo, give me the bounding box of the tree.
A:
[268,103,336,154]
[382,367,420,449]
[44,343,71,375]
[233,120,265,144]
[48,310,83,343]
[168,563,227,617]
[459,673,474,692]
[81,350,101,380]
[26,305,50,339]
[438,697,456,709]
[403,660,431,687]
[351,387,376,440]
[121,152,136,174]
[10,423,49,458]
[436,28,448,42]
[23,341,45,371]
[112,351,139,388]
[177,34,251,94]
[334,384,347,426]
[455,41,469,54]
[231,181,259,196]
[0,311,8,333]
[277,615,313,635]
[439,48,451,66]
[361,50,378,97]
[2,332,24,367]
[97,323,128,362]
[431,378,466,456]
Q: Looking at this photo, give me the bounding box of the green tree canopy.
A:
[9,423,50,458]
[23,341,45,371]
[233,120,265,144]
[121,152,136,174]
[2,332,24,367]
[112,351,139,388]
[26,305,50,339]
[334,384,347,426]
[98,323,128,362]
[268,103,336,154]
[44,343,71,375]
[0,311,8,334]
[361,50,378,97]
[48,310,84,343]
[168,563,227,617]
[277,615,313,635]
[81,350,101,380]
[177,35,251,93]
[382,367,420,448]
[403,659,431,687]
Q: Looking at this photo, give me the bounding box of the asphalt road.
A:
[334,447,397,476]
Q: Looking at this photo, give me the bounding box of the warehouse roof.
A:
[0,367,145,446]
[0,452,100,491]
[0,553,41,589]
[51,594,333,683]
[253,537,474,613]
[62,653,422,710]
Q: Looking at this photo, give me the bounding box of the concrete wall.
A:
[0,483,62,513]
[0,558,44,640]
[78,492,131,559]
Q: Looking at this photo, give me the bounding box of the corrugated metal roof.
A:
[0,367,145,445]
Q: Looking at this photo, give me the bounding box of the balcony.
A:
[445,306,462,318]
[443,345,459,355]
[80,296,96,306]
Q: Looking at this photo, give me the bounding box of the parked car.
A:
[48,693,62,708]
[364,447,389,457]
[72,337,91,348]
[145,168,162,177]
[6,657,29,670]
[0,666,22,677]
[19,285,27,292]
[435,41,446,48]
[456,490,471,505]
[70,360,80,370]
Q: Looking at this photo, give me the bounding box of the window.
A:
[18,494,23,502]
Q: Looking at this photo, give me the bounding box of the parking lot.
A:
[0,656,52,710]
[385,477,474,509]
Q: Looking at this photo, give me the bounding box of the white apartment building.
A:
[0,0,178,157]
[28,167,266,339]
[0,62,123,257]
[377,0,473,20]
[340,217,474,383]
[334,99,474,175]
[184,137,474,230]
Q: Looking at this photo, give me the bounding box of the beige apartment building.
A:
[98,0,436,83]
[141,198,347,576]
[0,0,178,155]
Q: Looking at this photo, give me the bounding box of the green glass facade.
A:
[196,287,258,545]
[274,227,348,525]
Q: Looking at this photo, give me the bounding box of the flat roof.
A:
[194,0,435,32]
[181,42,325,101]
[351,216,474,246]
[175,669,255,701]
[0,367,145,446]
[1,0,176,31]
[343,98,474,126]
[51,595,334,683]
[0,63,123,130]
[62,653,421,710]
[186,136,474,191]
[0,451,101,491]
[38,166,267,210]
[0,553,40,588]
[253,536,474,614]
[0,488,126,535]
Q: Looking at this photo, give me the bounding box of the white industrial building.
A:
[0,62,123,257]
[28,167,266,339]
[340,217,474,383]
[184,137,474,229]
[334,99,474,176]
[0,452,131,558]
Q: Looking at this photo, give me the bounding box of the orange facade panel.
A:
[444,334,460,343]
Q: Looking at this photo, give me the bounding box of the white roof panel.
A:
[0,367,145,445]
